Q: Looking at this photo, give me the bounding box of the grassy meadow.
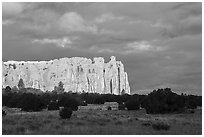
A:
[2,108,202,135]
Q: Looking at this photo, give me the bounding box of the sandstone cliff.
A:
[2,56,130,95]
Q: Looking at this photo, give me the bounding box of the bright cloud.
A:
[32,37,73,48]
[126,41,165,53]
[127,41,152,51]
[58,12,98,34]
[95,13,124,23]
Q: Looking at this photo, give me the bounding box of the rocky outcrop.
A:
[2,56,130,95]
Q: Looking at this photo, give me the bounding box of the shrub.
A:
[190,109,195,113]
[118,103,126,110]
[53,81,65,94]
[185,109,195,114]
[48,101,59,110]
[187,98,197,109]
[141,121,152,126]
[77,121,85,126]
[115,121,122,125]
[2,110,6,117]
[107,106,112,110]
[59,107,72,119]
[127,118,133,122]
[16,126,26,134]
[93,96,105,104]
[18,78,25,89]
[5,86,11,93]
[144,88,185,114]
[80,100,87,106]
[5,93,22,108]
[11,86,19,93]
[125,99,140,110]
[58,95,79,111]
[20,93,46,112]
[152,121,170,130]
[135,117,139,121]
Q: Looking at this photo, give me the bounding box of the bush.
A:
[144,88,185,114]
[5,86,11,93]
[2,110,6,117]
[79,100,87,106]
[59,107,72,119]
[48,101,59,110]
[53,81,65,94]
[93,96,105,104]
[20,93,46,112]
[107,106,112,110]
[18,78,25,89]
[141,121,152,126]
[115,120,123,125]
[5,93,22,108]
[2,87,201,115]
[152,122,170,130]
[58,95,79,111]
[190,109,195,113]
[187,97,197,109]
[118,103,126,110]
[125,99,140,110]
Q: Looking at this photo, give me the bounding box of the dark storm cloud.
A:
[2,2,202,95]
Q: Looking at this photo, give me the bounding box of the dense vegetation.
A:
[59,107,73,119]
[143,88,186,114]
[2,80,202,114]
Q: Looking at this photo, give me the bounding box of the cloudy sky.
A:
[2,2,202,95]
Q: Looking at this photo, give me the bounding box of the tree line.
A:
[2,79,202,114]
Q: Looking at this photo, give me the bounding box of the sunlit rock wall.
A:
[2,56,130,95]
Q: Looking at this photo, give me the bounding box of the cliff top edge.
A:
[3,56,118,64]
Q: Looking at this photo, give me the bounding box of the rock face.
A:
[2,56,130,95]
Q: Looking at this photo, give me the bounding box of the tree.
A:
[48,101,59,110]
[121,89,126,95]
[5,86,11,93]
[58,95,79,111]
[59,107,72,119]
[143,88,185,114]
[18,78,25,89]
[54,81,65,94]
[58,81,65,92]
[19,93,46,112]
[125,99,140,110]
[2,110,6,117]
[11,86,19,93]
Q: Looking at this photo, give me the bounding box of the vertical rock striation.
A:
[2,56,130,95]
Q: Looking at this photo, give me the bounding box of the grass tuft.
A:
[115,121,122,125]
[141,121,152,126]
[152,121,170,130]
